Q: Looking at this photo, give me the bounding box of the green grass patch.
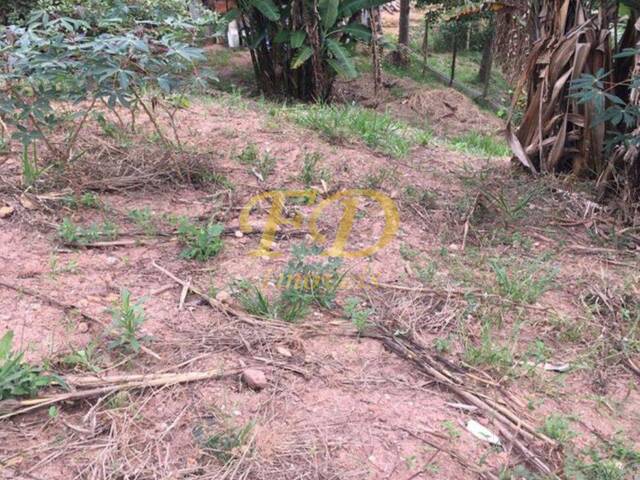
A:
[284,104,431,158]
[449,132,511,157]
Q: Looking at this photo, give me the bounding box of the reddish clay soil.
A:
[0,87,639,480]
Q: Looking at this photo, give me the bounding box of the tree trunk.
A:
[449,28,458,87]
[422,16,429,75]
[477,21,495,97]
[392,0,411,65]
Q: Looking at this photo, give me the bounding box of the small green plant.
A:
[344,297,374,335]
[483,187,540,223]
[177,219,224,261]
[233,280,309,323]
[108,289,147,353]
[201,171,235,190]
[434,337,451,354]
[299,152,328,187]
[442,420,461,439]
[236,144,276,180]
[62,192,100,209]
[49,255,79,278]
[464,324,513,372]
[236,144,259,165]
[0,331,59,400]
[399,244,420,261]
[21,145,40,187]
[490,258,557,304]
[58,218,118,245]
[363,167,393,189]
[203,421,255,462]
[128,208,156,235]
[416,261,438,284]
[278,244,345,309]
[61,342,101,373]
[540,414,575,444]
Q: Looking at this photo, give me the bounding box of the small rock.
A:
[0,206,15,218]
[105,256,118,266]
[448,243,460,251]
[234,230,244,238]
[242,368,267,390]
[276,346,292,358]
[215,290,231,304]
[19,195,36,210]
[77,322,89,333]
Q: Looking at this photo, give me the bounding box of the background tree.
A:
[235,0,386,101]
[510,0,640,220]
[390,0,411,65]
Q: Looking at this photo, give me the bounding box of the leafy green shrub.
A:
[0,331,58,400]
[177,219,224,261]
[0,6,220,169]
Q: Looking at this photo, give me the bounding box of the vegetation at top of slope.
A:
[0,3,223,183]
[282,103,432,158]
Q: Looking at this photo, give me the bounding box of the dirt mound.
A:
[390,87,505,138]
[334,74,504,138]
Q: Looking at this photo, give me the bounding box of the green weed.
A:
[233,280,309,323]
[128,208,156,235]
[0,331,59,400]
[299,152,329,187]
[236,144,276,180]
[490,258,557,304]
[61,342,101,373]
[540,414,575,443]
[108,289,147,353]
[177,219,224,261]
[58,218,118,245]
[203,421,255,462]
[278,244,345,309]
[344,297,374,335]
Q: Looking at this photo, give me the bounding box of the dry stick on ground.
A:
[461,192,480,251]
[399,427,499,480]
[0,368,243,421]
[368,329,558,478]
[0,280,108,328]
[366,279,554,313]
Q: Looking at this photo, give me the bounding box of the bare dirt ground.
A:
[1,53,639,480]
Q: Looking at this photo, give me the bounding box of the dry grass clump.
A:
[39,134,218,192]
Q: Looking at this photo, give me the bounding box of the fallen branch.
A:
[0,368,242,421]
[0,280,107,327]
[368,328,558,478]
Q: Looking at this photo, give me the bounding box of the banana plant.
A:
[235,0,388,101]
